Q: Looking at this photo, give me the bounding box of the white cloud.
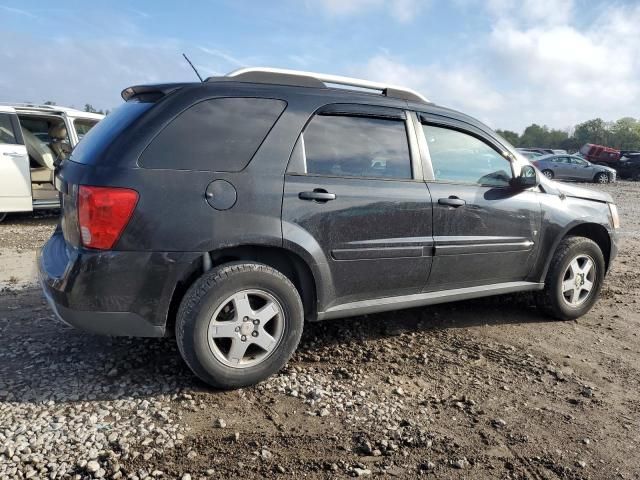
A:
[487,2,640,129]
[487,0,574,25]
[310,0,426,23]
[0,33,246,111]
[355,1,640,132]
[357,55,504,115]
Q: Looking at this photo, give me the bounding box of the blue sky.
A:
[1,0,639,131]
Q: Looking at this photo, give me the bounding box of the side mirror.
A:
[511,165,539,189]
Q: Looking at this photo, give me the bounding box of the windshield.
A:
[70,102,153,165]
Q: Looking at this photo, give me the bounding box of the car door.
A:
[282,104,433,307]
[570,156,593,180]
[0,108,32,213]
[416,114,541,290]
[550,156,571,179]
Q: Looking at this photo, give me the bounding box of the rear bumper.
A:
[38,229,201,337]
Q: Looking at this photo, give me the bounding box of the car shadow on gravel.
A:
[0,289,553,405]
[298,293,551,349]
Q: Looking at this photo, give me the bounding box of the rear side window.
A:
[303,115,411,179]
[0,113,18,144]
[140,98,286,171]
[71,102,153,165]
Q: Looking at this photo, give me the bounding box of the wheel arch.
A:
[540,221,612,281]
[166,245,321,334]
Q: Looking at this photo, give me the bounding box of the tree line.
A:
[496,117,640,152]
[44,101,109,115]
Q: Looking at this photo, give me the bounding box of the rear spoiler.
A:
[120,83,193,102]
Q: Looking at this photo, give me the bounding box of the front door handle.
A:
[438,196,466,208]
[4,151,23,157]
[299,189,336,202]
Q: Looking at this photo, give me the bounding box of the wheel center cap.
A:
[240,322,254,336]
[575,274,584,287]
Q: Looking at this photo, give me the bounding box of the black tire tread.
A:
[176,262,303,389]
[537,236,602,320]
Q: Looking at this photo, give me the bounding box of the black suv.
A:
[39,68,619,388]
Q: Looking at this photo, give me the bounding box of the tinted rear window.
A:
[70,102,153,165]
[139,97,286,171]
[304,115,412,179]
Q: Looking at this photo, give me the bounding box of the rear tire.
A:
[594,172,609,183]
[542,169,554,179]
[537,236,605,320]
[176,262,304,389]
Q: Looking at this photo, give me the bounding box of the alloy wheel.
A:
[561,255,596,307]
[207,289,285,368]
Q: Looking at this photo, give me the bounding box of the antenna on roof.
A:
[182,53,203,82]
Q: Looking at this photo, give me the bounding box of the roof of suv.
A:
[120,67,496,138]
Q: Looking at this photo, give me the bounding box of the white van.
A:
[0,104,103,222]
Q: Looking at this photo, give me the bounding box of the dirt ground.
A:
[0,182,639,479]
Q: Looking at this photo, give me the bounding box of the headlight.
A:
[609,203,620,229]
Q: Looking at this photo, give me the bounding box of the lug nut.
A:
[235,326,240,332]
[243,316,249,322]
[241,335,247,341]
[252,331,258,337]
[253,319,259,325]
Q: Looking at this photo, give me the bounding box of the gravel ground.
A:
[1,183,639,479]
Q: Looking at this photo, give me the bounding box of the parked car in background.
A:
[519,147,555,155]
[516,148,544,160]
[552,149,568,155]
[620,151,640,161]
[616,156,640,180]
[39,67,619,389]
[532,154,616,183]
[0,104,103,222]
[579,143,621,166]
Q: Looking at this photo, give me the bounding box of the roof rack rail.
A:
[0,102,59,110]
[214,67,430,104]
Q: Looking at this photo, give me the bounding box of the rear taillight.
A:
[78,185,139,250]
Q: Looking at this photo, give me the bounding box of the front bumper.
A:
[38,229,201,337]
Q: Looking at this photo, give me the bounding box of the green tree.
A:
[496,129,520,146]
[519,124,549,148]
[573,118,609,147]
[609,117,640,150]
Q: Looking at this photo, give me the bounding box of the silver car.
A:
[532,154,616,183]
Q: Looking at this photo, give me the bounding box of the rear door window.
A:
[300,114,412,179]
[140,97,286,171]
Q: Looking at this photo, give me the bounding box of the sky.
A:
[0,0,639,132]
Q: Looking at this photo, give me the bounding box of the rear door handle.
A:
[299,189,336,202]
[438,196,466,208]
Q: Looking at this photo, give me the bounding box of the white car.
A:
[0,104,103,222]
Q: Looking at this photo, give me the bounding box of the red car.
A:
[579,144,621,165]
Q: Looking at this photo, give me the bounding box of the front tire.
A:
[594,172,609,184]
[537,237,605,320]
[542,169,554,180]
[176,262,304,389]
[0,213,7,223]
